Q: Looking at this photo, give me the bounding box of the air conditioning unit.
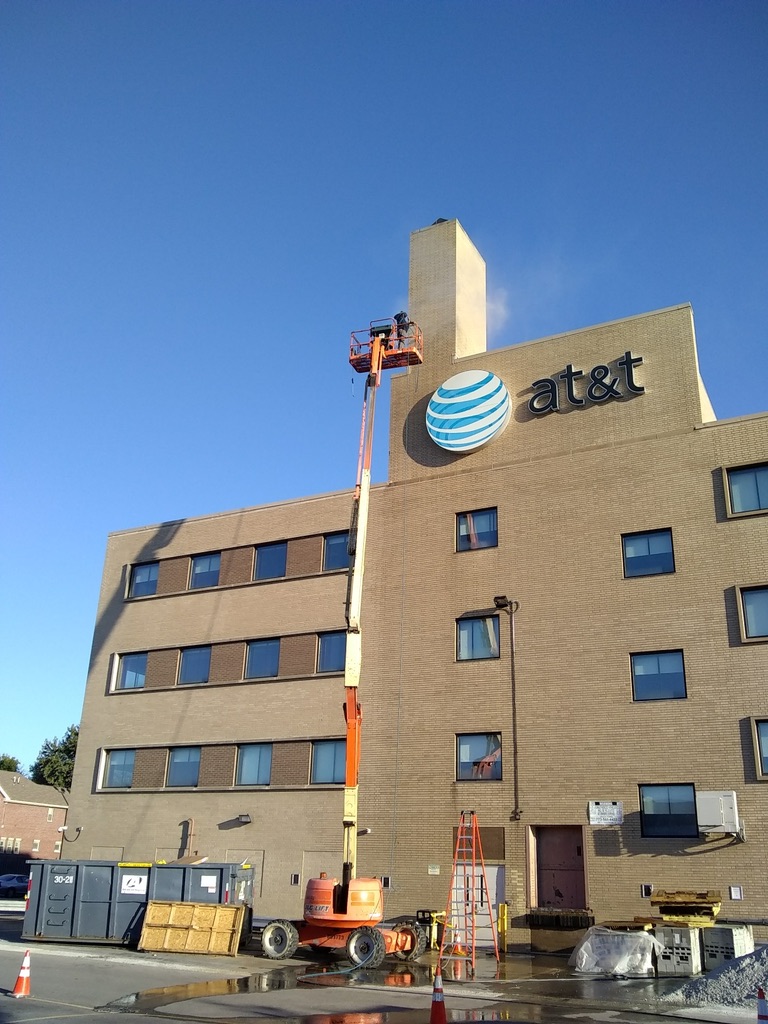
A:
[695,790,743,837]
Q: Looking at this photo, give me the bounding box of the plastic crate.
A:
[702,924,754,970]
[655,926,702,976]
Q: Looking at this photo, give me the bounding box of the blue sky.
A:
[2,0,766,772]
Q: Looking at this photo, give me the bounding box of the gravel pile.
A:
[663,945,768,1009]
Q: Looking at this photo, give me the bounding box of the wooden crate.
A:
[138,901,245,956]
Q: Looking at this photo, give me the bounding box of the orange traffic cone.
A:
[429,966,447,1024]
[758,987,768,1023]
[10,949,31,998]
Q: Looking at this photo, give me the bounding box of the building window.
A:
[54,841,61,855]
[167,747,201,787]
[457,508,498,551]
[752,720,768,780]
[190,553,220,589]
[0,838,5,852]
[255,541,287,580]
[727,463,768,515]
[32,839,40,852]
[456,733,502,780]
[129,562,159,597]
[631,651,687,701]
[245,639,280,679]
[622,529,675,577]
[13,838,21,853]
[236,743,272,785]
[639,784,698,837]
[740,586,768,640]
[178,646,211,684]
[311,739,345,783]
[457,616,500,661]
[317,631,346,672]
[105,749,135,788]
[118,652,147,690]
[47,808,53,822]
[323,532,351,571]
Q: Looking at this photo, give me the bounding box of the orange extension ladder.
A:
[438,810,500,975]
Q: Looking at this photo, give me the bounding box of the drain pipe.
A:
[494,597,522,821]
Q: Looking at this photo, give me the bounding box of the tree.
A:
[30,724,79,790]
[0,754,24,773]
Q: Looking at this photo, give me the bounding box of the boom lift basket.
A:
[350,320,424,373]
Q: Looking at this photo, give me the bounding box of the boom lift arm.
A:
[342,318,423,888]
[259,318,424,968]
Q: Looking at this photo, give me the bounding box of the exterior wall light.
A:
[237,814,252,824]
[58,825,83,842]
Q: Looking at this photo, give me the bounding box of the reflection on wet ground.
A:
[102,951,692,1023]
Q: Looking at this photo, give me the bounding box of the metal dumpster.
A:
[22,860,251,945]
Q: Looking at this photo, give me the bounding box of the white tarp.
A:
[569,926,664,977]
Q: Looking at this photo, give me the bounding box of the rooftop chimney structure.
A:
[408,219,487,366]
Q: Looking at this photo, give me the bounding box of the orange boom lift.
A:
[260,318,425,967]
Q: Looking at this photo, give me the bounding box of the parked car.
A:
[0,874,29,897]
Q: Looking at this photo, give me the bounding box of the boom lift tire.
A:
[346,925,386,968]
[261,919,300,960]
[392,919,428,960]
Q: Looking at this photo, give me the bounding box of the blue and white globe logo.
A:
[426,370,511,452]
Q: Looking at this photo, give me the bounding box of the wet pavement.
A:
[99,951,754,1023]
[1,907,755,1023]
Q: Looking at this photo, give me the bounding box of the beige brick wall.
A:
[132,748,167,788]
[220,546,254,586]
[156,556,189,595]
[287,535,323,576]
[279,634,318,677]
[146,649,178,689]
[272,741,312,786]
[210,642,245,683]
[199,745,236,787]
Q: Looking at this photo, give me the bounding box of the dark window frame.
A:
[129,562,159,598]
[167,747,201,788]
[738,585,768,642]
[117,652,148,690]
[245,638,280,679]
[456,615,500,661]
[311,739,346,784]
[456,732,502,781]
[178,646,211,685]
[456,508,498,552]
[639,783,698,838]
[630,650,687,701]
[317,631,346,673]
[104,749,135,789]
[255,541,288,580]
[621,528,675,578]
[323,532,351,572]
[751,719,768,781]
[190,552,221,590]
[724,462,768,517]
[236,743,272,786]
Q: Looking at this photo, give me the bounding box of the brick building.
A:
[0,771,68,871]
[67,220,768,950]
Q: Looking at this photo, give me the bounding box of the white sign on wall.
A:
[588,800,624,825]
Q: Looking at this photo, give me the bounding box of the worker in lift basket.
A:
[394,310,411,348]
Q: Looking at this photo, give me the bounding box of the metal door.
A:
[450,863,504,949]
[535,826,586,908]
